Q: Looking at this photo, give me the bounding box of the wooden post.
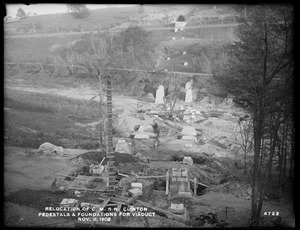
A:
[98,70,105,151]
[166,171,169,195]
[194,178,197,196]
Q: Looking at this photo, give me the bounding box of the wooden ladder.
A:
[105,75,118,193]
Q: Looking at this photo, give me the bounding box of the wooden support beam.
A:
[116,204,122,212]
[121,186,128,196]
[125,195,141,205]
[54,173,106,181]
[143,216,150,228]
[194,178,197,196]
[99,157,106,165]
[137,175,166,179]
[118,173,129,178]
[100,198,110,209]
[68,187,107,192]
[189,179,209,188]
[166,171,169,195]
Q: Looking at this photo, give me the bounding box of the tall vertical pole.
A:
[166,171,169,195]
[194,178,197,196]
[98,70,105,151]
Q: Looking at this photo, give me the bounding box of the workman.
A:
[152,122,160,147]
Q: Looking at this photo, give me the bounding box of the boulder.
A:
[38,142,63,156]
[128,188,143,197]
[181,126,197,136]
[115,139,132,154]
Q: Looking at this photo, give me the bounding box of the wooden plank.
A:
[125,195,140,205]
[116,204,122,212]
[99,157,106,165]
[143,216,150,228]
[106,204,118,207]
[137,175,166,179]
[189,179,209,188]
[100,198,110,209]
[194,178,197,195]
[68,187,107,192]
[121,186,128,196]
[110,200,127,205]
[54,173,91,180]
[166,171,169,195]
[118,173,129,178]
[114,195,129,200]
[136,200,186,221]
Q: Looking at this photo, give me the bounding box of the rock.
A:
[89,165,105,175]
[155,85,165,104]
[169,203,185,214]
[183,157,193,166]
[131,182,143,190]
[134,134,150,139]
[128,188,143,197]
[138,124,154,133]
[38,142,63,156]
[116,116,143,137]
[115,139,132,154]
[181,126,197,136]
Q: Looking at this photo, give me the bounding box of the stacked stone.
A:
[171,168,188,182]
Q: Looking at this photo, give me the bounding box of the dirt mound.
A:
[76,151,139,166]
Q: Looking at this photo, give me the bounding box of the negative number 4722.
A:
[264,211,279,216]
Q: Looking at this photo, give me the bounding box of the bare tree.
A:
[213,5,293,226]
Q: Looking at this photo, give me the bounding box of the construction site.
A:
[4,4,294,229]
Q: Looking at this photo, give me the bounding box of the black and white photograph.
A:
[3,3,294,228]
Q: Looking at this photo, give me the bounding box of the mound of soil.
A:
[75,151,139,166]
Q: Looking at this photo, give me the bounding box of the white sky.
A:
[5,4,137,17]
